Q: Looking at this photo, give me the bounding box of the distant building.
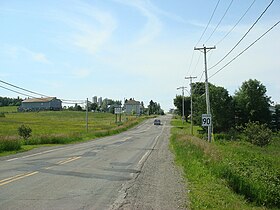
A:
[92,96,97,104]
[98,97,102,107]
[19,97,62,111]
[124,98,141,115]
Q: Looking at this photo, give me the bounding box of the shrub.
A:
[18,124,32,141]
[243,121,272,147]
[0,136,21,152]
[0,112,5,117]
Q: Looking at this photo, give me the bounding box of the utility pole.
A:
[185,76,197,135]
[194,45,216,142]
[86,98,89,132]
[177,86,188,124]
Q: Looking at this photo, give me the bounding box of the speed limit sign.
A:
[202,114,211,126]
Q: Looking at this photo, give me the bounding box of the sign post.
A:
[202,114,212,141]
[202,114,211,127]
[114,107,122,123]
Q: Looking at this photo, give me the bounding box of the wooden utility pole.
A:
[194,45,216,142]
[177,86,188,124]
[185,76,197,135]
[86,98,89,132]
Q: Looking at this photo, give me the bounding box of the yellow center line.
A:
[0,156,82,187]
[58,156,81,165]
[122,137,132,141]
[0,173,27,184]
[0,171,39,187]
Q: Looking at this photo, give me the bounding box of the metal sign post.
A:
[202,114,212,142]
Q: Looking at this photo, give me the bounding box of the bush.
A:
[243,121,272,147]
[18,124,32,141]
[0,112,5,117]
[0,136,22,152]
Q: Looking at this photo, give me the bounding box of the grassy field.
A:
[0,110,152,154]
[170,117,279,209]
[0,106,18,113]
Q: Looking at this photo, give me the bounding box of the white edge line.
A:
[6,147,63,162]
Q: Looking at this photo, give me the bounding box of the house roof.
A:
[125,99,140,105]
[22,97,59,103]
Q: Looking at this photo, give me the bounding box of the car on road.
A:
[154,119,161,125]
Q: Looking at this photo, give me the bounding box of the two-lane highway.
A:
[0,115,186,209]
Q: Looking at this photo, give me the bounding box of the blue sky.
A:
[0,0,279,111]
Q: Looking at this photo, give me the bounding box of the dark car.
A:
[154,119,161,125]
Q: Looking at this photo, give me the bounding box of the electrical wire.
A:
[215,0,256,46]
[191,52,202,76]
[195,0,221,47]
[209,20,280,79]
[0,79,85,104]
[204,0,234,44]
[187,0,220,77]
[0,85,35,98]
[0,79,49,97]
[208,0,275,71]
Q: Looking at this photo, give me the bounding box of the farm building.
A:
[19,97,62,111]
[124,98,142,115]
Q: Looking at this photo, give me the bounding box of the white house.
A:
[124,99,141,115]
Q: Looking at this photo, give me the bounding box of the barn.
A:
[19,97,62,111]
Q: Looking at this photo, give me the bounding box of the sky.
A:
[0,0,279,111]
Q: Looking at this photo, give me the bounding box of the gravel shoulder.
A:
[114,117,188,210]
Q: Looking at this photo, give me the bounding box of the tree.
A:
[243,121,272,147]
[18,124,32,143]
[209,85,234,132]
[191,82,234,132]
[0,96,23,107]
[173,95,191,121]
[89,103,98,112]
[148,100,164,115]
[233,79,271,126]
[271,104,280,131]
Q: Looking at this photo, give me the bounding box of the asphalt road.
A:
[0,115,187,210]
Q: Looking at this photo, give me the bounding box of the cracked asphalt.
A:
[0,115,187,209]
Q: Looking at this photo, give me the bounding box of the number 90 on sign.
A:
[202,114,211,126]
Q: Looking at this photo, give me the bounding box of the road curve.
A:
[0,115,187,210]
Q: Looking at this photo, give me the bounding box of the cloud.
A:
[2,45,50,64]
[71,68,91,78]
[31,52,50,63]
[54,1,117,54]
[114,0,162,45]
[22,47,50,64]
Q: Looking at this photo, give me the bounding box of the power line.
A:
[190,52,202,76]
[0,79,85,104]
[205,0,234,44]
[0,85,35,98]
[215,0,256,46]
[209,20,280,79]
[209,0,275,71]
[0,79,49,97]
[187,0,220,77]
[195,0,221,47]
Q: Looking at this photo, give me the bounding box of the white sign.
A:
[202,114,211,126]
[114,107,122,114]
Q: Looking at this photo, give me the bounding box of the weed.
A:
[0,136,22,152]
[170,118,278,209]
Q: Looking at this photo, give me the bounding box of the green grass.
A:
[0,110,152,154]
[0,106,18,113]
[170,117,279,209]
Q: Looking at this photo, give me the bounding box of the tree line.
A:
[174,79,280,132]
[0,97,22,107]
